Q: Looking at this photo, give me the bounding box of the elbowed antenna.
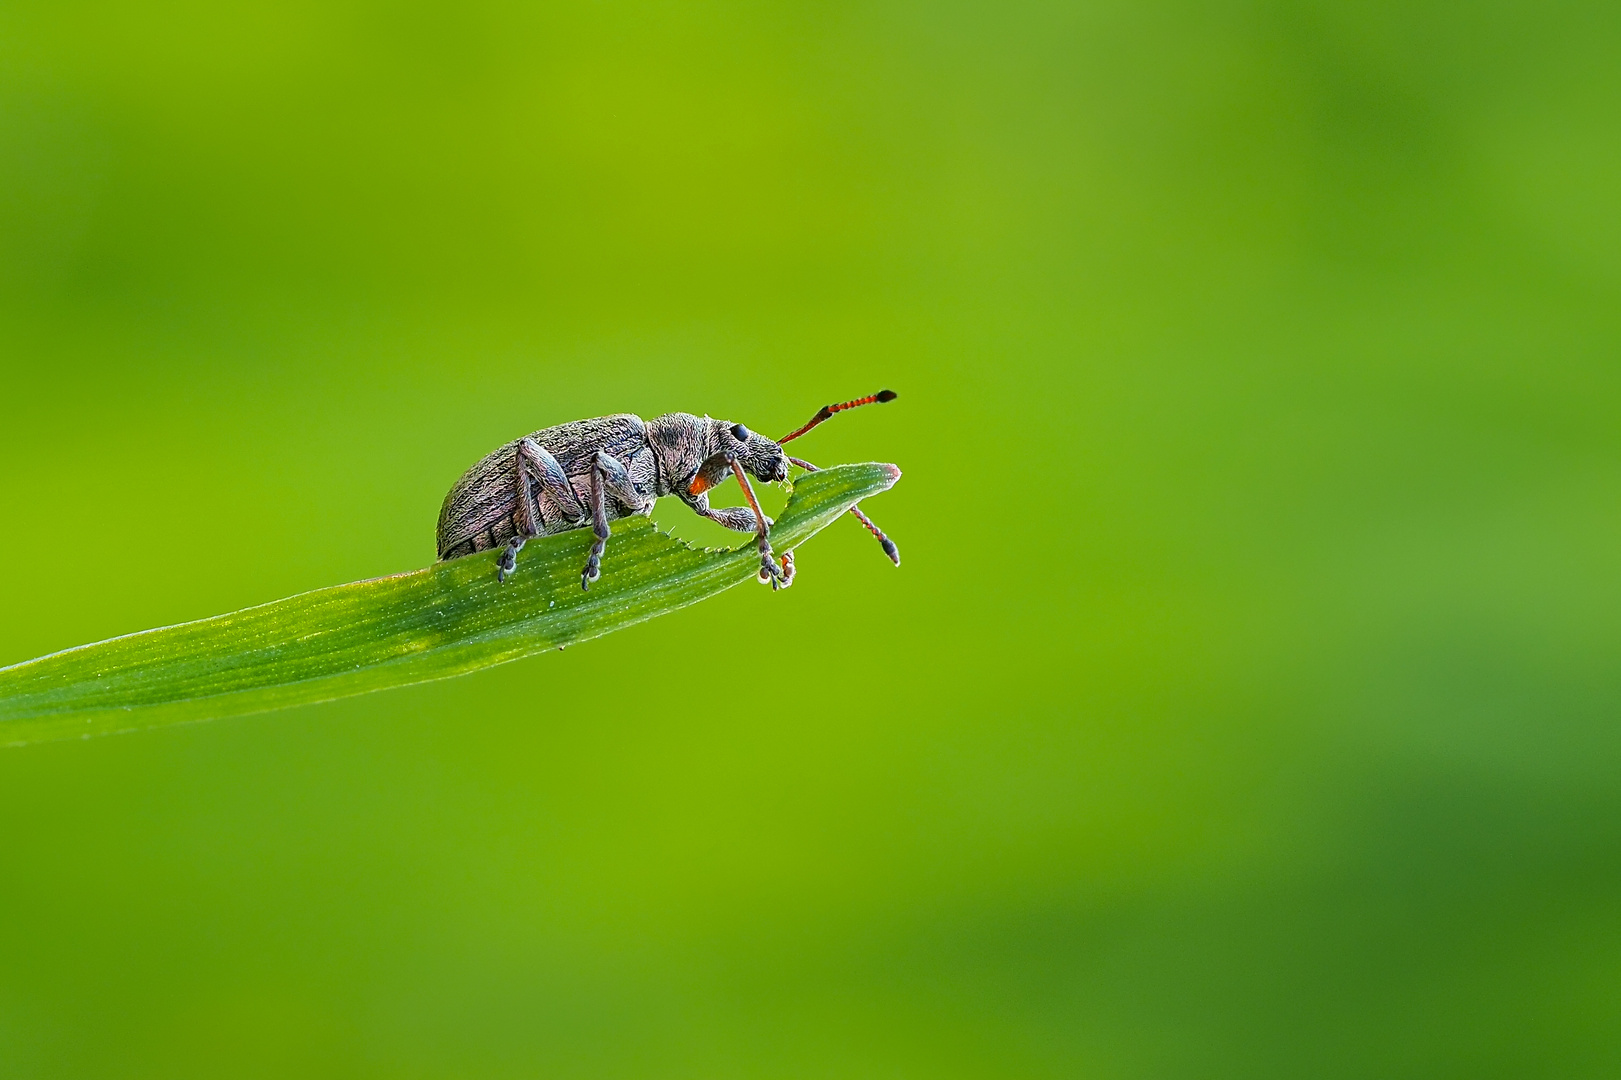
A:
[788,455,901,567]
[779,390,897,445]
[846,503,901,566]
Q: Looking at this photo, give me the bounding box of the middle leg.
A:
[581,458,611,590]
[592,450,653,514]
[579,450,654,590]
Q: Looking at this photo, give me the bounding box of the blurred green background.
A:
[3,0,1620,1075]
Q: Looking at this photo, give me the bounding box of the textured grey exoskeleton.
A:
[437,392,900,590]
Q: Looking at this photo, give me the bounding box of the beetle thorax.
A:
[647,412,789,496]
[646,412,715,495]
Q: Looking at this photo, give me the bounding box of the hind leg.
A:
[499,439,589,583]
[518,439,586,526]
[496,536,526,583]
[496,440,547,583]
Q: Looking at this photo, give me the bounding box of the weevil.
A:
[436,390,900,590]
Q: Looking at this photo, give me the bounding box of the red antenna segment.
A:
[779,390,897,444]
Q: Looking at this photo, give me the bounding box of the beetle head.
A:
[722,419,790,485]
[687,417,786,495]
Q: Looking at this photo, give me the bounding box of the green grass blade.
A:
[0,463,900,747]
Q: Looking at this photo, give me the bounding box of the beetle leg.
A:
[581,459,611,590]
[685,489,783,581]
[496,537,525,584]
[708,505,770,532]
[497,443,540,585]
[763,549,795,587]
[684,491,771,533]
[494,439,578,583]
[730,459,787,590]
[518,438,585,526]
[592,450,652,514]
[578,450,655,590]
[512,446,541,540]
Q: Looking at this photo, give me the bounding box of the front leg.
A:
[685,490,772,534]
[729,459,788,590]
[684,491,793,586]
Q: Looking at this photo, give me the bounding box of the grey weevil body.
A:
[436,391,899,589]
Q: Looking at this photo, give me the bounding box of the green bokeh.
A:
[3,1,1619,1075]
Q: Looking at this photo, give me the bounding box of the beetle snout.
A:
[742,447,787,483]
[734,429,788,484]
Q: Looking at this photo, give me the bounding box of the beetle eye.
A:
[730,423,751,442]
